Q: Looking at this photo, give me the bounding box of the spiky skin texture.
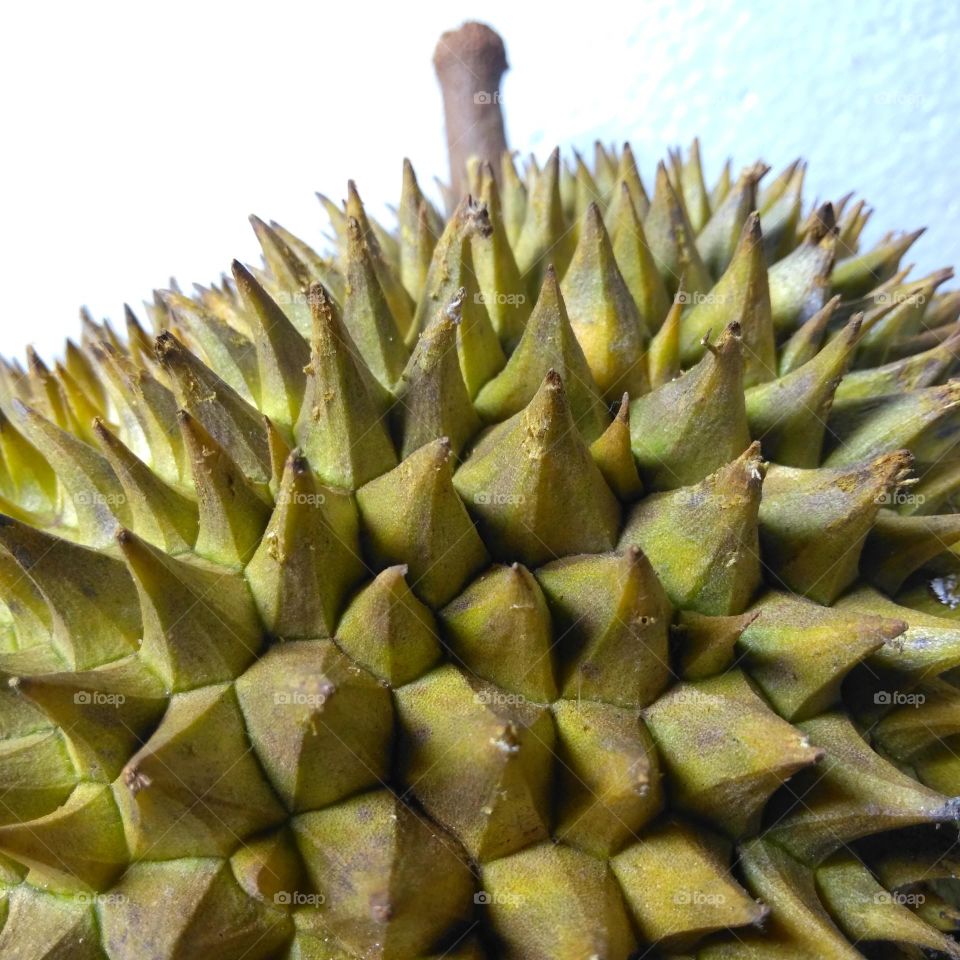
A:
[1,143,960,960]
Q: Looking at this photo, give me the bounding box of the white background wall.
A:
[2,0,956,359]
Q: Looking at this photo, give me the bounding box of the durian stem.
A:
[433,21,509,201]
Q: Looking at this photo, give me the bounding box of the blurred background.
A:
[2,0,956,358]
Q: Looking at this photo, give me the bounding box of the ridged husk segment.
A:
[0,143,959,960]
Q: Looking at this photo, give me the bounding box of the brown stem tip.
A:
[434,22,509,201]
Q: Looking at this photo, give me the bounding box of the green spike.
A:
[12,656,166,783]
[513,147,572,294]
[236,640,392,811]
[825,381,960,467]
[673,609,759,680]
[480,841,636,959]
[610,182,671,332]
[768,230,837,334]
[65,338,107,411]
[647,295,683,387]
[562,202,650,402]
[474,165,532,351]
[345,181,414,339]
[611,819,766,950]
[0,729,77,825]
[177,410,272,567]
[11,399,131,546]
[413,196,505,393]
[739,591,906,720]
[101,858,293,960]
[857,268,954,366]
[116,683,285,859]
[231,260,309,430]
[440,562,556,702]
[396,665,555,861]
[0,516,140,669]
[292,282,397,490]
[117,528,262,690]
[159,290,259,403]
[398,159,440,301]
[0,545,53,651]
[0,885,103,959]
[621,443,764,615]
[92,418,198,554]
[337,565,442,686]
[631,322,749,489]
[831,229,925,299]
[572,150,603,223]
[342,216,410,390]
[758,452,912,603]
[837,585,960,681]
[613,142,650,218]
[268,218,346,304]
[454,372,621,565]
[677,138,712,234]
[0,407,57,511]
[697,162,768,277]
[0,783,127,892]
[766,712,960,864]
[155,331,271,484]
[680,212,777,386]
[536,548,672,709]
[898,457,960,515]
[553,700,663,858]
[777,294,841,375]
[862,510,960,595]
[590,393,644,500]
[873,677,960,761]
[643,669,823,837]
[292,790,474,960]
[91,343,186,488]
[474,266,609,441]
[499,151,527,246]
[704,838,863,960]
[392,302,481,459]
[357,438,488,607]
[250,214,319,335]
[836,328,960,403]
[644,162,713,297]
[245,449,364,639]
[818,854,960,958]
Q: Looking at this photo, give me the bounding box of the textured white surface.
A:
[1,0,956,358]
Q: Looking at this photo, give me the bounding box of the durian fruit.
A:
[3,25,960,960]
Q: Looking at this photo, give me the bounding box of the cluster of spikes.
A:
[1,138,960,960]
